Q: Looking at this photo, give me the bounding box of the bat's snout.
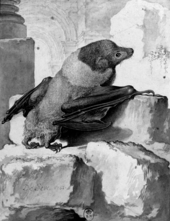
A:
[128,48,134,56]
[129,48,134,54]
[124,48,134,60]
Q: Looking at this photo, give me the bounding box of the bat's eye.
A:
[115,52,122,58]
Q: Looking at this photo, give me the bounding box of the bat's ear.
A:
[95,57,109,71]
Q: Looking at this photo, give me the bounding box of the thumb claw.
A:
[2,118,7,124]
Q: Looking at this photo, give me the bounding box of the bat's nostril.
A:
[130,48,134,54]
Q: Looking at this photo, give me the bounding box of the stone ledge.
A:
[8,94,170,161]
[58,94,170,162]
[0,141,169,221]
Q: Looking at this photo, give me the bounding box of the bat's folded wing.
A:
[53,86,154,131]
[2,77,52,124]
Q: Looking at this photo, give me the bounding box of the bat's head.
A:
[78,40,134,70]
[61,40,134,87]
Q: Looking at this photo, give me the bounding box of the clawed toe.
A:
[46,143,63,153]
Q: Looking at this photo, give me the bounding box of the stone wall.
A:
[110,0,170,104]
[18,0,170,104]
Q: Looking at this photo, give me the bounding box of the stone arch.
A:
[28,26,65,63]
[26,26,65,85]
[19,0,78,84]
[19,1,77,41]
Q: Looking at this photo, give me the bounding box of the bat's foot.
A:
[46,143,63,153]
[26,142,40,149]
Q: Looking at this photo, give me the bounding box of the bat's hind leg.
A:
[22,133,35,149]
[44,130,62,153]
[45,140,62,153]
[47,143,62,153]
[22,133,41,149]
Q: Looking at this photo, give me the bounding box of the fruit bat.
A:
[2,40,154,152]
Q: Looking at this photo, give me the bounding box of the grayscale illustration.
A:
[0,0,170,221]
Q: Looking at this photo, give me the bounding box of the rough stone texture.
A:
[0,141,169,221]
[85,0,129,40]
[0,145,94,221]
[110,0,170,105]
[86,141,170,221]
[111,95,170,161]
[0,38,35,149]
[1,93,170,220]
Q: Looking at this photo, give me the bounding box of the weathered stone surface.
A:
[111,95,170,161]
[85,141,170,221]
[58,94,170,161]
[112,94,168,141]
[0,141,169,221]
[0,144,95,220]
[110,0,170,104]
[0,38,35,148]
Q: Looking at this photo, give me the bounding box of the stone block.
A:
[0,144,94,220]
[58,94,170,161]
[112,95,168,144]
[85,141,170,221]
[0,141,169,221]
[111,95,170,161]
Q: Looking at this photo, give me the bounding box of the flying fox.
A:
[2,40,154,151]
